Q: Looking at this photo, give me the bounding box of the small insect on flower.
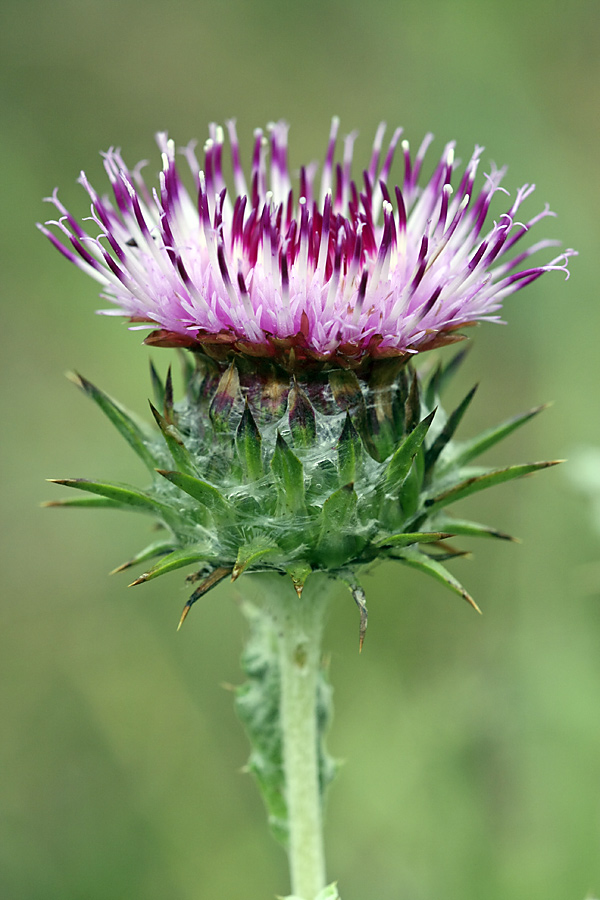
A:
[39,119,575,371]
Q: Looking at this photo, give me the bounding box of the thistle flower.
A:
[43,120,573,637]
[43,122,575,898]
[39,119,574,370]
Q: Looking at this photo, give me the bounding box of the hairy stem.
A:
[242,573,334,900]
[277,586,329,898]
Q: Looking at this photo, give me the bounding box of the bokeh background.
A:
[1,0,599,897]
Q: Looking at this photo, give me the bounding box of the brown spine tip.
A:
[177,603,192,631]
[463,591,482,615]
[180,566,233,627]
[128,574,148,587]
[66,371,85,388]
[358,625,366,653]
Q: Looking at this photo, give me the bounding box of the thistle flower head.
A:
[40,119,574,370]
[44,120,574,642]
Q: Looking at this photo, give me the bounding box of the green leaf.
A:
[288,380,317,449]
[425,460,561,513]
[429,515,517,542]
[149,359,166,410]
[42,495,124,510]
[176,348,196,389]
[68,372,159,472]
[232,540,279,580]
[424,346,470,408]
[271,432,306,515]
[329,368,365,413]
[364,362,408,461]
[437,404,548,472]
[337,412,363,485]
[110,539,176,574]
[163,364,175,423]
[404,368,421,434]
[235,603,288,846]
[319,484,357,529]
[149,402,195,475]
[287,563,313,597]
[156,470,233,522]
[382,409,436,494]
[367,358,407,419]
[129,545,215,585]
[394,547,481,612]
[307,459,340,501]
[209,362,240,433]
[329,369,377,459]
[377,412,434,531]
[236,403,264,482]
[397,444,424,520]
[47,478,174,517]
[316,485,362,568]
[247,365,290,424]
[425,384,478,472]
[374,531,453,549]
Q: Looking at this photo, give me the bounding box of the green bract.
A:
[47,350,557,642]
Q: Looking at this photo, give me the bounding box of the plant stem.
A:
[278,588,329,899]
[244,573,333,900]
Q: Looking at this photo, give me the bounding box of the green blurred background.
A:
[1,0,599,897]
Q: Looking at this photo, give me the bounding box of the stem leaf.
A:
[382,409,436,494]
[425,384,478,472]
[149,402,196,475]
[110,539,175,574]
[316,485,362,567]
[426,461,561,513]
[374,531,454,549]
[336,412,363,486]
[236,403,264,482]
[130,545,215,585]
[271,432,306,515]
[47,478,173,516]
[429,515,517,542]
[69,372,159,472]
[394,546,481,613]
[209,362,241,433]
[156,470,233,521]
[438,404,548,472]
[232,540,279,580]
[42,495,124,510]
[288,380,317,449]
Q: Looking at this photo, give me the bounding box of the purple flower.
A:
[40,119,574,368]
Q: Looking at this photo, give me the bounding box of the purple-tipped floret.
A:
[40,120,575,367]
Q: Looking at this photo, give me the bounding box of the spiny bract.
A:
[46,349,557,643]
